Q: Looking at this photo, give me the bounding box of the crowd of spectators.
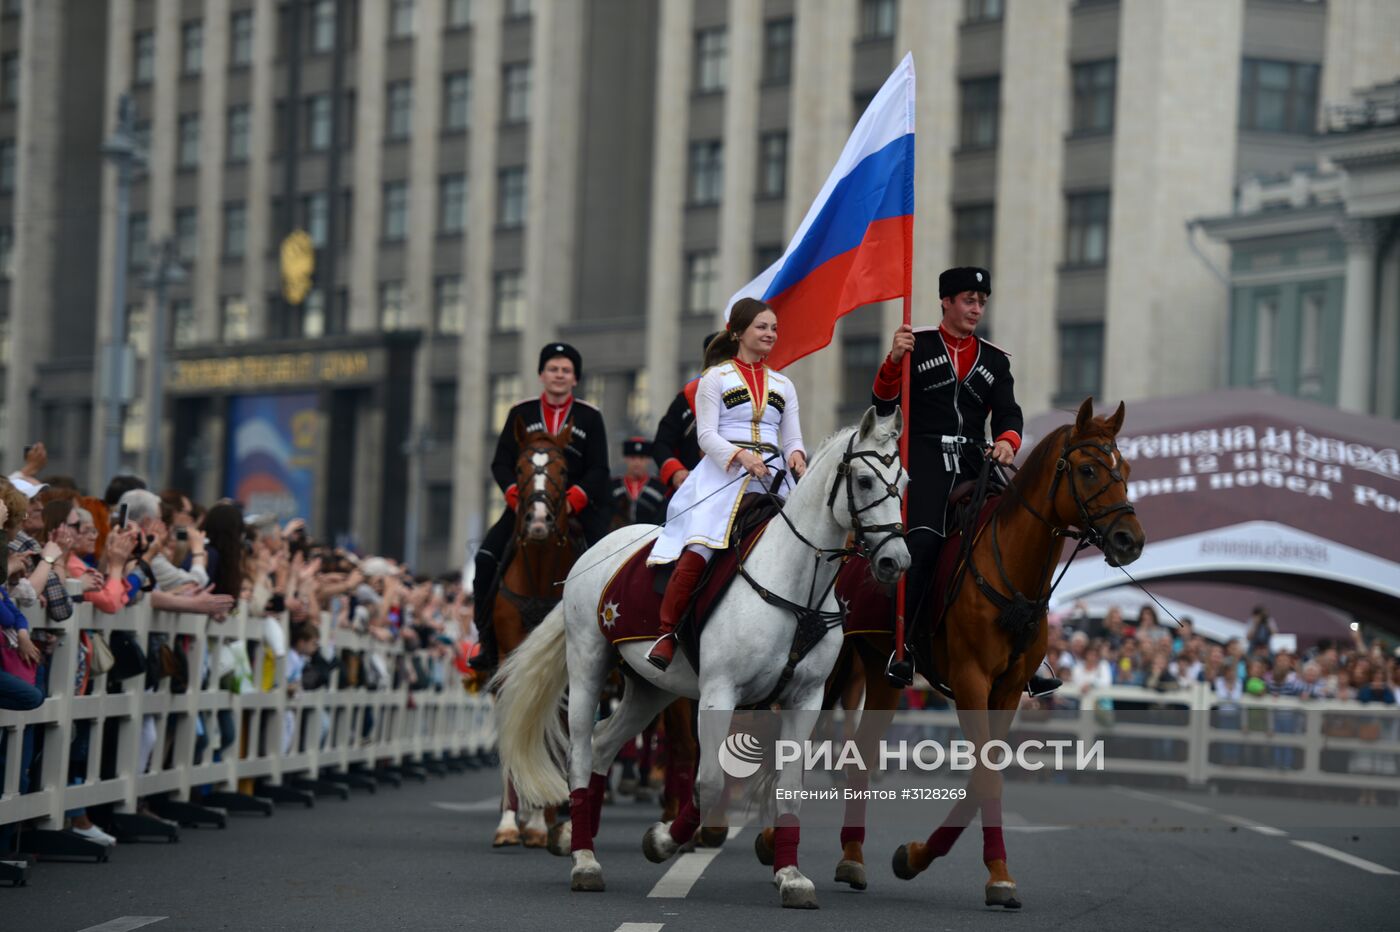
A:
[1,442,480,854]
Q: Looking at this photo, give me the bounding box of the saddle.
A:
[597,493,780,671]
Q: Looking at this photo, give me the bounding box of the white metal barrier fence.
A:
[1,595,495,837]
[884,682,1399,791]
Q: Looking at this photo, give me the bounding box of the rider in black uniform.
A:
[611,437,668,526]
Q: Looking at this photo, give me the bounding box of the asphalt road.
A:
[4,766,1397,931]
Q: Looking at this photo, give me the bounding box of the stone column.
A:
[243,0,276,338]
[1336,217,1382,413]
[642,0,693,422]
[407,0,444,331]
[715,0,760,315]
[450,0,503,570]
[1376,232,1399,419]
[991,0,1068,419]
[195,0,229,342]
[521,0,585,376]
[781,0,854,444]
[348,0,388,332]
[1322,0,1400,119]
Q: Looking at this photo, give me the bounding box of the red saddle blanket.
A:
[837,497,1001,637]
[597,520,772,646]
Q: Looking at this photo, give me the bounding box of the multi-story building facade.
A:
[0,0,1395,572]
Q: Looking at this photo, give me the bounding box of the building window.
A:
[133,120,152,158]
[435,275,465,333]
[1239,58,1319,134]
[842,337,882,418]
[497,166,526,228]
[226,105,251,162]
[491,373,523,433]
[0,141,13,194]
[1251,294,1277,387]
[685,251,718,315]
[223,202,246,259]
[1298,288,1324,397]
[0,53,17,106]
[170,299,196,348]
[964,0,1002,22]
[754,244,783,276]
[860,0,897,39]
[303,288,326,338]
[178,114,201,169]
[763,19,794,85]
[953,204,995,269]
[444,72,471,131]
[505,0,532,19]
[386,80,413,140]
[0,226,12,279]
[222,296,249,342]
[383,181,409,241]
[1071,60,1116,135]
[695,28,727,93]
[431,382,457,444]
[231,11,254,66]
[1057,323,1103,403]
[129,214,149,271]
[311,0,336,52]
[427,484,454,541]
[758,132,787,198]
[959,77,999,149]
[439,174,467,234]
[390,0,415,38]
[688,140,723,205]
[502,62,530,123]
[448,0,473,28]
[175,208,198,263]
[1064,191,1110,266]
[379,280,405,330]
[182,21,203,76]
[493,271,524,331]
[127,304,148,352]
[307,94,332,150]
[133,32,155,85]
[302,192,329,247]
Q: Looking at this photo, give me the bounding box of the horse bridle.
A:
[514,441,570,545]
[1007,432,1136,553]
[824,432,907,563]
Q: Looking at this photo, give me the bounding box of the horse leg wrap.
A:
[925,795,979,858]
[840,826,865,848]
[980,798,1006,863]
[773,815,800,871]
[569,788,594,852]
[667,761,695,815]
[507,782,520,813]
[669,798,701,845]
[587,772,607,841]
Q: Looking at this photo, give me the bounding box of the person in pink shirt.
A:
[66,506,138,614]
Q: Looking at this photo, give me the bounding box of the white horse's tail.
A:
[491,604,570,808]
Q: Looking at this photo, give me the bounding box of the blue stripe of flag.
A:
[761,133,915,301]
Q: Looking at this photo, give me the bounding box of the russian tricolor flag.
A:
[725,53,915,371]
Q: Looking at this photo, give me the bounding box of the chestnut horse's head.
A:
[513,419,572,543]
[1041,397,1145,567]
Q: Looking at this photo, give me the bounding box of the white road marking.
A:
[1002,810,1069,833]
[1290,840,1399,876]
[75,919,168,932]
[1113,786,1213,815]
[1219,814,1288,837]
[615,924,665,932]
[431,797,502,813]
[647,827,742,899]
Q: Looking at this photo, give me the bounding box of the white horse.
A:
[494,407,910,909]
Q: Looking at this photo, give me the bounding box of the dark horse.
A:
[756,397,1145,906]
[491,421,580,848]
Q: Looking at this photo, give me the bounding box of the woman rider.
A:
[645,299,807,671]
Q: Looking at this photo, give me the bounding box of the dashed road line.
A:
[431,797,503,813]
[1219,814,1288,837]
[75,918,168,932]
[614,924,665,932]
[1290,841,1400,876]
[648,827,743,899]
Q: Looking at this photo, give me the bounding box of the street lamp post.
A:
[97,94,146,489]
[144,238,186,486]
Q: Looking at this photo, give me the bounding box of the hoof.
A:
[570,850,605,892]
[547,821,572,857]
[776,866,819,909]
[754,829,775,866]
[697,826,728,849]
[522,828,549,849]
[834,858,867,890]
[891,844,920,881]
[642,821,680,863]
[493,827,521,848]
[985,880,1021,909]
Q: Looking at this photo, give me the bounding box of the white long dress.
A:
[648,360,804,565]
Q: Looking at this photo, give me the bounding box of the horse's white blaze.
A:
[532,452,550,468]
[533,473,546,492]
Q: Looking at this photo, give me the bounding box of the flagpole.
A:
[892,55,914,685]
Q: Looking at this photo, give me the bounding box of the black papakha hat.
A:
[621,437,649,457]
[538,342,583,379]
[939,267,991,298]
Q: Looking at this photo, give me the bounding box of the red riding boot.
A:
[647,550,708,671]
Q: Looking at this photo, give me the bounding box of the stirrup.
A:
[885,650,914,689]
[646,634,676,671]
[1026,674,1062,699]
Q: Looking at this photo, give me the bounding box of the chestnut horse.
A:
[491,422,580,848]
[755,397,1145,907]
